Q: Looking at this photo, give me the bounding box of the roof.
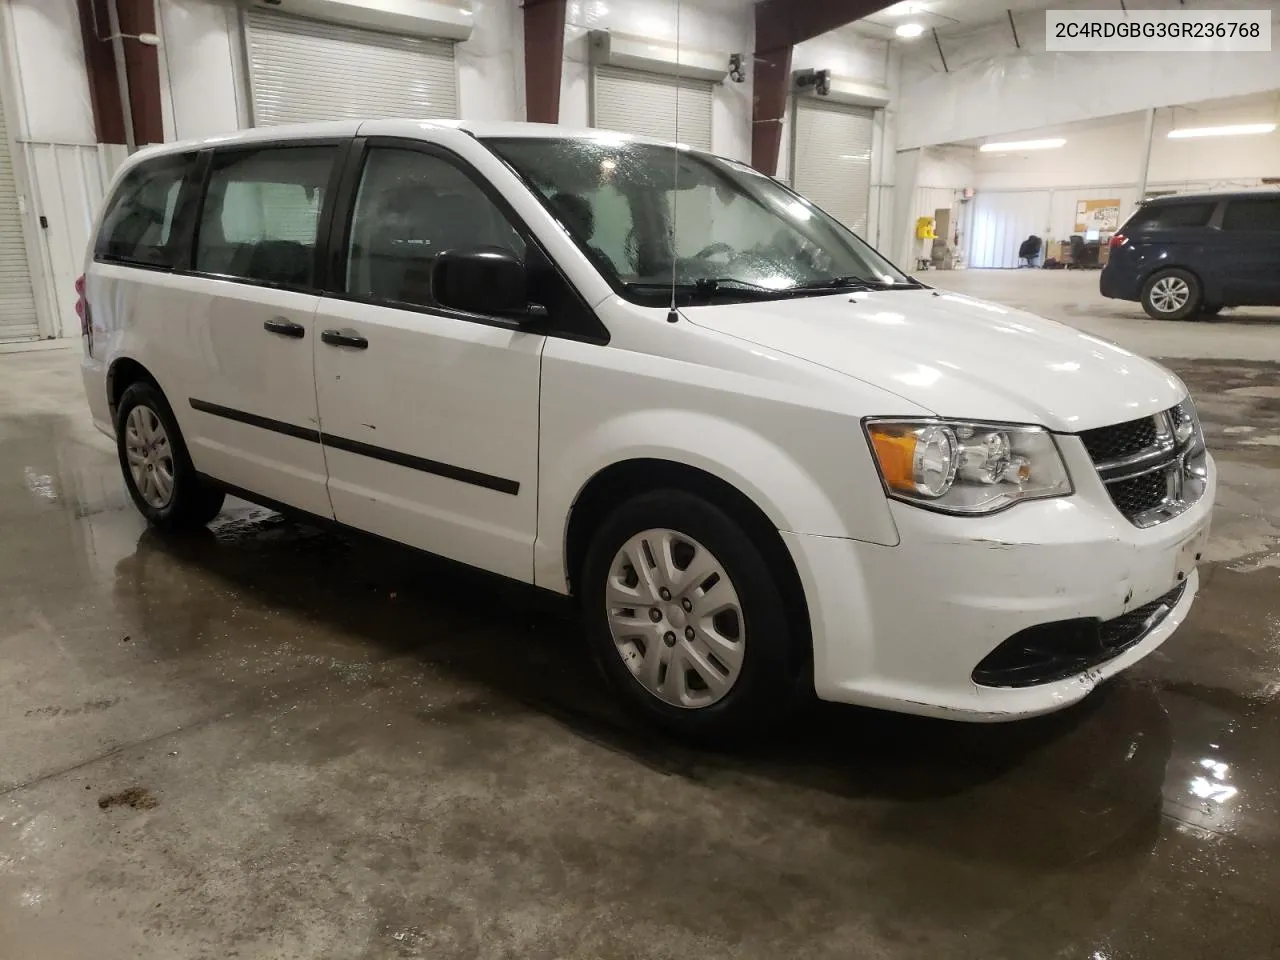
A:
[132,118,688,162]
[1144,186,1280,204]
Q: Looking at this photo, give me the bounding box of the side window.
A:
[195,146,337,288]
[96,154,195,268]
[1221,198,1280,232]
[1127,201,1216,231]
[345,148,525,309]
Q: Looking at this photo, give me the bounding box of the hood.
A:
[683,288,1185,432]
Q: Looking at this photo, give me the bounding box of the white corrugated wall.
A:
[968,191,1052,269]
[19,142,124,338]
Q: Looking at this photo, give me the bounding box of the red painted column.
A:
[523,0,567,125]
[75,0,164,146]
[750,0,894,175]
[751,46,792,177]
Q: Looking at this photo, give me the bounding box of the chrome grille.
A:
[1079,405,1208,527]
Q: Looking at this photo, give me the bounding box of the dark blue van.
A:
[1100,190,1280,320]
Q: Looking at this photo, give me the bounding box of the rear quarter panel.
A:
[1117,228,1225,302]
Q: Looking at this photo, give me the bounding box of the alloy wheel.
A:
[1150,276,1190,314]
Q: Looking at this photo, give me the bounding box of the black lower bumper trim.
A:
[972,583,1186,689]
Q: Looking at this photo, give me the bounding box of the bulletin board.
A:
[1075,199,1122,233]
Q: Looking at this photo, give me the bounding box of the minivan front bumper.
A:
[785,449,1215,721]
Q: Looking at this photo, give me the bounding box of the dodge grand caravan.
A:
[80,120,1215,739]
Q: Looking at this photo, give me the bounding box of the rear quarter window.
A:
[95,154,197,268]
[1123,201,1217,232]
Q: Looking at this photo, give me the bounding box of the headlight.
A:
[864,419,1072,515]
[1172,396,1203,450]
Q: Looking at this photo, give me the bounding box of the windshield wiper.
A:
[791,275,926,292]
[789,276,879,292]
[622,278,787,301]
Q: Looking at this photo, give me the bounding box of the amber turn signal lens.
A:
[867,427,918,492]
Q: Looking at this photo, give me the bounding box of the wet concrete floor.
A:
[1,332,1278,958]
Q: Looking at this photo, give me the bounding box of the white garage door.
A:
[245,10,457,126]
[592,66,713,151]
[969,191,1051,268]
[0,79,38,342]
[791,98,874,237]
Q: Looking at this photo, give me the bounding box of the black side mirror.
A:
[431,246,538,320]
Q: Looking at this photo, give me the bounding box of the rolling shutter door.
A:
[792,98,874,237]
[245,10,457,126]
[593,66,713,151]
[0,80,38,341]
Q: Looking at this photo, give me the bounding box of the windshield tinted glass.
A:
[485,137,911,304]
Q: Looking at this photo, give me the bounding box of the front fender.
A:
[534,407,900,593]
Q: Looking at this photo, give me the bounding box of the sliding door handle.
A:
[321,328,369,350]
[264,317,306,338]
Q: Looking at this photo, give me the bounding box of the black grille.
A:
[1079,415,1158,462]
[972,583,1186,688]
[1107,470,1168,518]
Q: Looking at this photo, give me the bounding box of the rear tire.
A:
[580,488,799,742]
[115,381,225,531]
[1141,268,1201,321]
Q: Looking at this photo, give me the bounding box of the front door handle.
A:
[264,317,305,338]
[321,328,369,350]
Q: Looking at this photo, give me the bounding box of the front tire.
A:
[580,489,799,742]
[1141,268,1201,321]
[115,381,225,531]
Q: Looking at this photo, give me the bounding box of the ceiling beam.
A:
[751,0,894,175]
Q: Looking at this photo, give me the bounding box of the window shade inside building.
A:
[245,9,458,126]
[0,76,38,341]
[592,66,713,151]
[791,98,874,237]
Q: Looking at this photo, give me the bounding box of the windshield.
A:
[484,137,913,305]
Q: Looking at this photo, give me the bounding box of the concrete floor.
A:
[2,270,1278,959]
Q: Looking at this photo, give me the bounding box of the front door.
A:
[1217,196,1280,306]
[180,143,342,518]
[313,143,543,582]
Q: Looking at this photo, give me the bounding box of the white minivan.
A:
[80,120,1214,739]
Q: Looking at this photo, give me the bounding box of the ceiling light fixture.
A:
[979,138,1067,153]
[896,23,925,38]
[1167,122,1277,139]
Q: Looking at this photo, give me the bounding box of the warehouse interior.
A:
[1,1,1278,957]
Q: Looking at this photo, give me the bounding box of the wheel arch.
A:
[563,457,813,672]
[1142,262,1206,294]
[106,356,163,423]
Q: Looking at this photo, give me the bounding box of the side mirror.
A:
[431,246,538,320]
